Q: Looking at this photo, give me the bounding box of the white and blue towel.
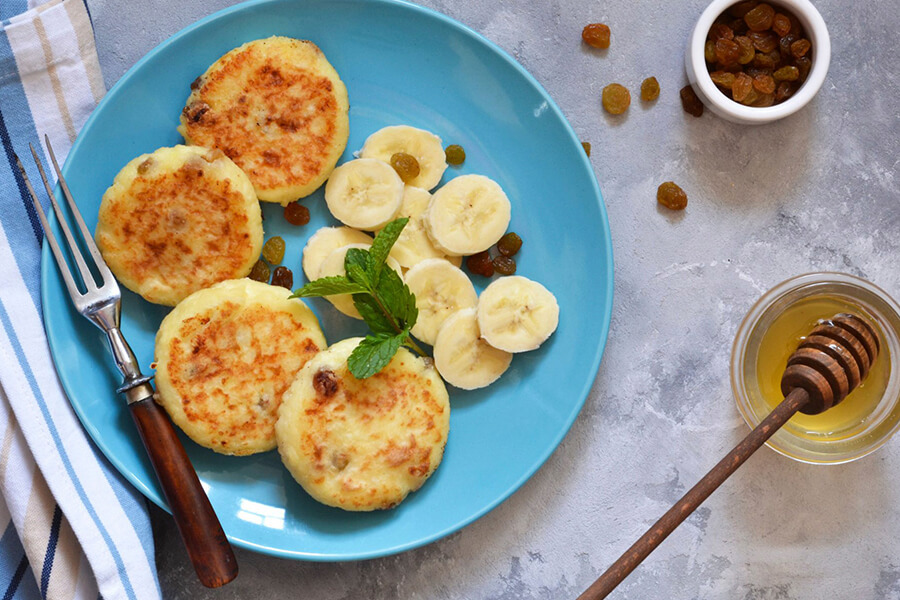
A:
[0,1,161,598]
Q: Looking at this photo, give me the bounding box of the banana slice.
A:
[433,308,512,390]
[477,276,559,352]
[359,125,447,190]
[318,243,403,319]
[302,226,374,281]
[424,174,511,256]
[324,158,403,230]
[405,258,478,345]
[378,186,451,269]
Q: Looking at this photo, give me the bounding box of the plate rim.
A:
[41,0,615,560]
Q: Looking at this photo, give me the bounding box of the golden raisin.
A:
[743,3,775,31]
[710,71,736,89]
[732,72,753,102]
[752,73,775,94]
[582,141,592,156]
[748,31,778,53]
[715,39,741,66]
[271,266,293,289]
[709,23,734,41]
[774,81,795,101]
[640,77,660,101]
[790,38,811,59]
[657,182,688,210]
[773,65,799,81]
[262,236,285,264]
[704,40,717,63]
[248,260,270,283]
[497,232,523,257]
[445,144,466,165]
[796,56,812,80]
[602,83,631,115]
[680,85,704,117]
[390,152,420,183]
[492,256,517,276]
[466,251,494,277]
[772,13,791,36]
[582,23,611,49]
[284,201,310,226]
[735,36,755,64]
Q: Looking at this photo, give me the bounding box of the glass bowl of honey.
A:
[731,272,900,464]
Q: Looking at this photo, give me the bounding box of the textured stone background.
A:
[88,0,900,598]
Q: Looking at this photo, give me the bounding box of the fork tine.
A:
[14,152,83,302]
[29,142,98,292]
[44,135,116,287]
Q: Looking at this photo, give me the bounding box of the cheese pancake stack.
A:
[179,36,350,204]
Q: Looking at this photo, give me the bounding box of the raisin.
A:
[796,56,812,80]
[497,232,523,257]
[790,38,811,59]
[730,18,749,35]
[680,85,704,117]
[313,369,338,398]
[390,152,420,183]
[731,72,753,102]
[710,71,736,89]
[445,144,466,165]
[657,182,687,210]
[137,158,153,175]
[640,77,660,101]
[779,33,797,57]
[774,81,795,102]
[752,73,775,94]
[262,236,285,264]
[740,87,761,106]
[748,31,778,53]
[773,65,799,81]
[602,83,631,115]
[709,23,734,41]
[751,92,775,107]
[466,251,494,277]
[744,3,774,31]
[248,260,270,283]
[582,141,592,156]
[772,13,791,36]
[582,23,610,49]
[271,266,293,289]
[492,256,517,276]
[704,40,717,63]
[752,50,779,70]
[735,36,755,64]
[729,1,758,18]
[284,201,310,226]
[715,39,741,66]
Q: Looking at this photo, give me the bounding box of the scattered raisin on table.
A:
[271,266,293,289]
[581,141,592,156]
[445,144,466,165]
[680,85,704,117]
[248,260,270,283]
[640,77,660,101]
[284,201,310,226]
[492,256,517,276]
[497,232,523,257]
[657,182,688,211]
[390,152,420,183]
[466,251,494,277]
[262,236,285,264]
[602,83,631,115]
[582,23,610,49]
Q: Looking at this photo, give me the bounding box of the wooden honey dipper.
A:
[580,313,880,600]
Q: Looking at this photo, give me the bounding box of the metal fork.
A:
[17,136,238,588]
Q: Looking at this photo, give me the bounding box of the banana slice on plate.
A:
[324,158,403,230]
[379,186,452,269]
[302,226,374,281]
[318,243,403,319]
[425,174,511,256]
[477,276,559,352]
[404,258,478,345]
[433,308,512,390]
[360,125,447,191]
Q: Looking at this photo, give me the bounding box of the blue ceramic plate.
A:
[42,0,613,560]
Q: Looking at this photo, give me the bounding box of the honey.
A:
[755,296,890,440]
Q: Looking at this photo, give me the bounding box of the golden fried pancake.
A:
[154,279,326,456]
[95,145,263,307]
[276,338,450,511]
[178,36,350,205]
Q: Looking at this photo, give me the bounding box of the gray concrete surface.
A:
[89,0,900,598]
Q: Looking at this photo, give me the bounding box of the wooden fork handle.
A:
[129,392,238,588]
[579,387,809,600]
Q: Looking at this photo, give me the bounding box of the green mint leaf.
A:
[373,268,418,328]
[291,276,368,298]
[348,332,406,379]
[344,247,370,274]
[368,218,408,281]
[352,294,397,336]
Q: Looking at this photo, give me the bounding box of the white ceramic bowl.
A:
[685,0,831,124]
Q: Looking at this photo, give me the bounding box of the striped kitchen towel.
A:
[0,1,161,599]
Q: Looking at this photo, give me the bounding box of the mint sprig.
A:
[292,217,424,378]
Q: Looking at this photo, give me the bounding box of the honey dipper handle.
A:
[579,387,809,600]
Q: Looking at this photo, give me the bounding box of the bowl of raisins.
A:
[685,0,830,124]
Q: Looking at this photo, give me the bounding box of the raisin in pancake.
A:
[154,279,326,456]
[95,145,262,307]
[276,338,450,511]
[179,36,350,205]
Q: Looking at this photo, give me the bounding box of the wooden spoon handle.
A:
[130,395,238,588]
[579,387,809,600]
